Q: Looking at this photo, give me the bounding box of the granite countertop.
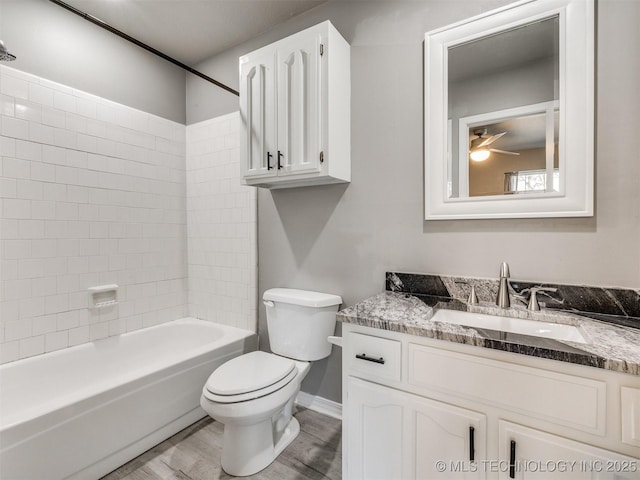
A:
[337,291,640,376]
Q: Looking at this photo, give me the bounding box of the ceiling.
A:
[59,0,328,65]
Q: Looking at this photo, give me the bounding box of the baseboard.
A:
[295,391,342,420]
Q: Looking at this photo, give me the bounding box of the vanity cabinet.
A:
[239,21,350,189]
[347,376,486,479]
[342,324,640,480]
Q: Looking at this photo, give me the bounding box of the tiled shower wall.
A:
[0,66,188,363]
[186,113,257,332]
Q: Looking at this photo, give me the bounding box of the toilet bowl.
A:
[200,288,341,477]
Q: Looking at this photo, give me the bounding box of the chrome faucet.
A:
[496,262,511,309]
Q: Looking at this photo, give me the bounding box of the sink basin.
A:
[432,309,587,344]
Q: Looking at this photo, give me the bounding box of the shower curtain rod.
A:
[48,0,239,96]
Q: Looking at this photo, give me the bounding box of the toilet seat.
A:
[203,351,297,404]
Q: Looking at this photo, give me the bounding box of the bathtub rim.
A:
[0,318,255,432]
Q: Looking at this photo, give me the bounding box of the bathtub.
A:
[0,318,257,480]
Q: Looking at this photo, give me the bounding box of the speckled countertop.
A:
[337,291,640,376]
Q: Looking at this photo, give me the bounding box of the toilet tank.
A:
[263,288,342,361]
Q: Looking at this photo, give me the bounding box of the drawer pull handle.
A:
[469,426,475,462]
[355,353,385,364]
[509,440,516,479]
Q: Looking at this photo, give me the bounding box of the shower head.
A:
[0,40,16,61]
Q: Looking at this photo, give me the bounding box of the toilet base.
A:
[221,416,300,477]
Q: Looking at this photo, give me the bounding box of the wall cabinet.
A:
[342,324,640,480]
[239,21,350,189]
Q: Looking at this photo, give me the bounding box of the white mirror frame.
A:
[424,0,594,220]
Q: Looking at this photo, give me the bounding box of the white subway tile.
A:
[0,341,20,363]
[45,330,69,352]
[68,325,90,346]
[41,107,66,128]
[0,177,17,198]
[1,116,29,140]
[32,276,58,297]
[1,135,16,157]
[3,198,31,219]
[42,183,67,201]
[16,180,43,200]
[32,314,57,335]
[65,113,88,134]
[77,134,98,153]
[53,91,77,113]
[2,157,30,179]
[57,310,79,330]
[30,201,56,221]
[5,319,32,341]
[19,335,45,359]
[53,128,77,149]
[1,74,28,99]
[55,165,78,185]
[29,123,56,144]
[0,218,19,238]
[76,97,97,119]
[19,296,45,318]
[14,99,42,123]
[89,321,109,341]
[66,150,88,169]
[28,83,54,107]
[1,93,15,116]
[44,294,69,315]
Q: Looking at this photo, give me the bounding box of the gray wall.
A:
[1,0,186,123]
[194,0,640,404]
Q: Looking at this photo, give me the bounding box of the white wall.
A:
[0,0,186,123]
[186,113,257,332]
[0,66,188,363]
[187,0,640,403]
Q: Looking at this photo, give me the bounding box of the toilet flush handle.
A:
[263,300,275,308]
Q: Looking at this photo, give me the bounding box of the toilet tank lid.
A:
[263,288,342,308]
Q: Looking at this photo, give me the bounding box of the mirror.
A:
[425,0,594,220]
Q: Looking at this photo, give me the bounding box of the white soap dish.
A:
[88,284,118,308]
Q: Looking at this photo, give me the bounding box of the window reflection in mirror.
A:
[447,15,559,199]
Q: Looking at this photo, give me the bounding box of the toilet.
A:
[200,288,342,477]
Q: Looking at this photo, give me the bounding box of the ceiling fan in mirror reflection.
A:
[469,128,520,162]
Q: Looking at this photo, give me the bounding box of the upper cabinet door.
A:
[240,50,277,179]
[276,34,322,176]
[239,21,350,189]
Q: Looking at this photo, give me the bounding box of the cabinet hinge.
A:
[320,44,324,56]
[320,151,324,163]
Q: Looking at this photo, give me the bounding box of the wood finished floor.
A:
[101,408,342,480]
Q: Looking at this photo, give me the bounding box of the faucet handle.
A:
[455,281,479,305]
[527,287,558,311]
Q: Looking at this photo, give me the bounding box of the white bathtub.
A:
[0,318,257,480]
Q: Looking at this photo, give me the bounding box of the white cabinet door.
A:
[412,395,487,480]
[276,33,322,176]
[240,21,350,188]
[347,377,407,480]
[240,50,277,179]
[347,376,487,480]
[499,421,640,480]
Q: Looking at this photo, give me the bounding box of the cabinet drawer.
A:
[621,386,640,447]
[408,343,606,435]
[346,333,401,382]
